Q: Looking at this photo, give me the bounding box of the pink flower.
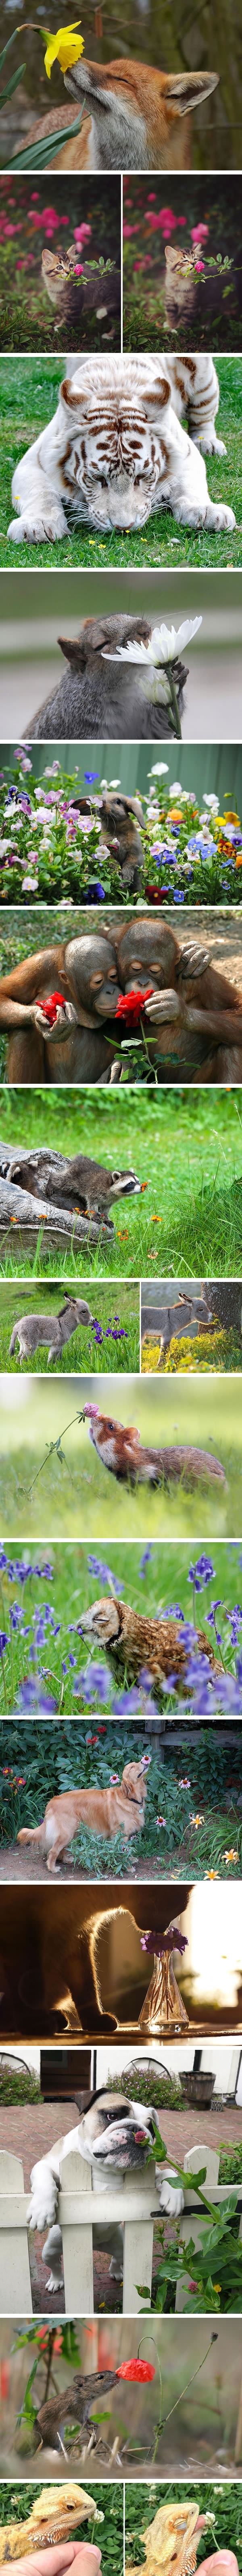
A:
[74,221,91,241]
[74,263,83,274]
[194,259,204,272]
[123,223,138,238]
[191,222,209,241]
[177,216,187,226]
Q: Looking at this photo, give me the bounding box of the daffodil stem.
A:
[168,669,182,739]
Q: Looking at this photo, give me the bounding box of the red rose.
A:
[115,986,153,1026]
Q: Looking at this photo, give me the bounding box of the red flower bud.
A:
[116,2360,156,2381]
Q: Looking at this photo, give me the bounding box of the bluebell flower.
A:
[16,1679,57,1711]
[87,1556,122,1592]
[74,1663,108,1702]
[0,1632,8,1653]
[84,771,100,784]
[139,1547,153,1576]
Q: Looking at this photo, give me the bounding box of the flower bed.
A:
[0,753,242,905]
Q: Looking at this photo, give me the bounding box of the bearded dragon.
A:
[0,2485,100,2559]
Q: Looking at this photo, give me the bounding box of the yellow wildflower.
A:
[213,2283,221,2293]
[44,21,84,78]
[205,1869,219,1878]
[224,1847,238,1864]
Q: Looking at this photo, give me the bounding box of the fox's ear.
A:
[165,68,219,112]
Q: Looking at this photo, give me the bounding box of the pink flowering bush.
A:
[0,183,119,349]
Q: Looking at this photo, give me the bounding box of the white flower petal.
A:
[103,614,202,669]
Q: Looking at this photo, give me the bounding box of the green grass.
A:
[0,1083,242,1280]
[0,1280,139,1375]
[0,354,241,569]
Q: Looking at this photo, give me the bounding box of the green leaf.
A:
[0,63,25,105]
[6,108,83,168]
[0,26,22,70]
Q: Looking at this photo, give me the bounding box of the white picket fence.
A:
[0,2144,161,2315]
[0,2140,240,2316]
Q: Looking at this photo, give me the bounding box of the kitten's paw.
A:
[8,508,67,544]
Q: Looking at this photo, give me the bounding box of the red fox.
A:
[20,61,219,174]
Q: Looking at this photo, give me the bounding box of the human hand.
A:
[10,2545,102,2576]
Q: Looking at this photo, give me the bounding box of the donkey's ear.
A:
[165,68,219,112]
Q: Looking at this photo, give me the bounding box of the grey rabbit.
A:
[9,1294,94,1369]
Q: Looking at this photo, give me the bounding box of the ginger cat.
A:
[17,1759,148,1873]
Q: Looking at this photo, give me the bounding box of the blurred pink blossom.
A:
[191,222,209,241]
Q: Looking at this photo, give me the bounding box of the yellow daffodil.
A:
[44,21,84,78]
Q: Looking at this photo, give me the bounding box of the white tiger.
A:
[8,354,235,544]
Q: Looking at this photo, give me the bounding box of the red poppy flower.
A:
[115,986,153,1025]
[116,2360,156,2381]
[37,990,66,1024]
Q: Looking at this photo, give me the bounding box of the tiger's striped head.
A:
[58,357,172,529]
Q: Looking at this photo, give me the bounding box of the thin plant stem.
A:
[168,670,182,740]
[150,2330,217,2461]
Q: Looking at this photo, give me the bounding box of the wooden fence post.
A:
[59,2147,94,2313]
[0,2147,32,2310]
